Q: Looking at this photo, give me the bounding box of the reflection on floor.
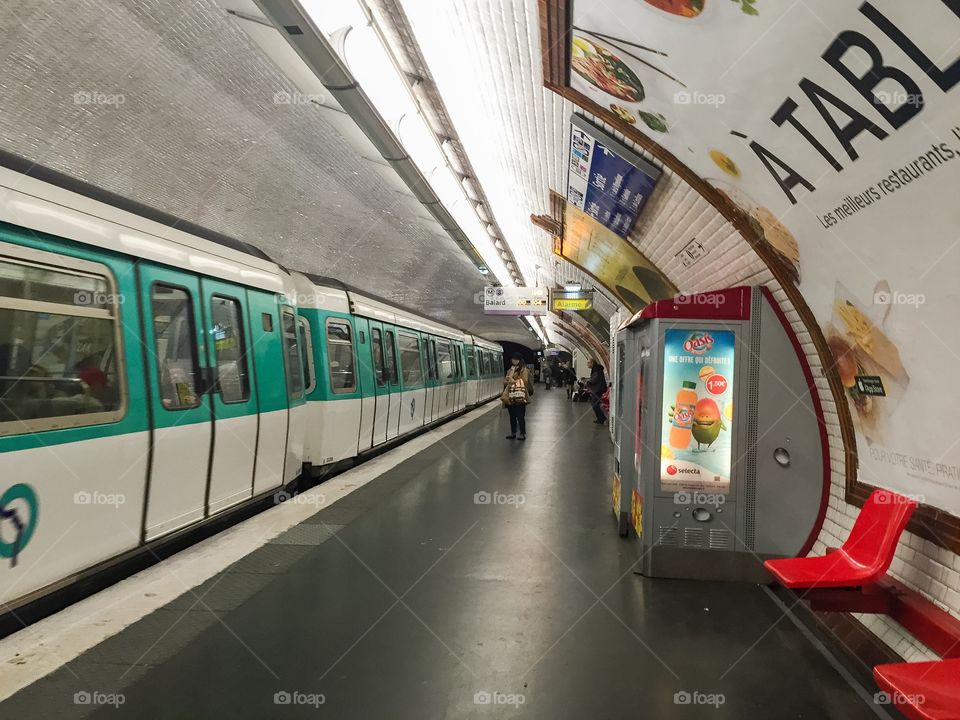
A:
[1,392,881,719]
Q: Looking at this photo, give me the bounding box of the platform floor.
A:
[2,392,883,719]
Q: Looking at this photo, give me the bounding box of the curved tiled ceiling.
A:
[0,0,535,346]
[397,0,780,328]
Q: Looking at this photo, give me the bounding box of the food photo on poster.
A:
[659,329,735,494]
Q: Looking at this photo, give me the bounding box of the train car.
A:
[0,167,502,620]
[293,274,502,472]
[470,336,504,404]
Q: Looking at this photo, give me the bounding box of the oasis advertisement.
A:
[659,329,735,493]
[569,1,960,515]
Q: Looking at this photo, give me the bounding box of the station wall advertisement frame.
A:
[659,329,735,495]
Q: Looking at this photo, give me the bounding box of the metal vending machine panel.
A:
[617,287,829,582]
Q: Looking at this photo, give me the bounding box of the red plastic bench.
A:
[873,658,960,720]
[764,489,916,589]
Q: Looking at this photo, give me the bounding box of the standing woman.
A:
[586,358,608,425]
[502,352,532,440]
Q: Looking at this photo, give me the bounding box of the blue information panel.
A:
[567,115,661,239]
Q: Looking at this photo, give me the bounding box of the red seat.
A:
[873,659,960,720]
[764,489,916,589]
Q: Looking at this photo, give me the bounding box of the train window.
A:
[210,295,250,404]
[398,333,423,386]
[384,330,398,385]
[371,328,386,387]
[482,352,491,376]
[298,317,316,395]
[436,341,452,380]
[325,318,355,393]
[282,309,304,400]
[466,348,476,377]
[152,284,201,410]
[262,313,273,332]
[0,255,124,433]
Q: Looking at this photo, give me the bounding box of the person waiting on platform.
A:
[559,362,577,399]
[502,352,532,440]
[542,361,553,390]
[586,358,607,425]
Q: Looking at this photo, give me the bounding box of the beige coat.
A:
[501,365,532,406]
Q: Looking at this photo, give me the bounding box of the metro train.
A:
[0,165,504,618]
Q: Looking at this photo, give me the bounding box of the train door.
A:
[353,317,374,454]
[369,321,390,446]
[384,326,401,440]
[453,344,463,411]
[435,338,451,417]
[477,350,484,400]
[202,280,258,515]
[247,291,288,496]
[279,305,307,482]
[465,346,477,405]
[140,265,212,540]
[423,337,436,423]
[452,342,461,412]
[430,338,449,420]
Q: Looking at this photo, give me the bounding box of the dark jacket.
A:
[587,365,607,396]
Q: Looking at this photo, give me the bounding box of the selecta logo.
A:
[683,333,714,355]
[665,464,698,476]
[667,464,678,475]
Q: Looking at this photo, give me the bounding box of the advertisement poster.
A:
[569,1,960,514]
[561,204,676,312]
[567,115,661,238]
[659,329,735,493]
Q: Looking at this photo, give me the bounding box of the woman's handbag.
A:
[507,380,527,404]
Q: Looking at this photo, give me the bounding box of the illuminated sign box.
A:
[483,286,548,316]
[550,289,595,311]
[554,297,592,310]
[567,114,662,240]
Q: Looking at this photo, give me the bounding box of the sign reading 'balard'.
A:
[483,287,548,316]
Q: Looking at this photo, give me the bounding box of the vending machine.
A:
[612,287,829,582]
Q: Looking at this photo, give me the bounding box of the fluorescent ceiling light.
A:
[524,316,547,345]
[427,165,466,209]
[563,282,582,292]
[302,3,514,286]
[398,113,446,174]
[299,0,367,36]
[342,25,415,123]
[471,233,512,285]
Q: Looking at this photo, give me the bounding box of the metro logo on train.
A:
[0,484,39,568]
